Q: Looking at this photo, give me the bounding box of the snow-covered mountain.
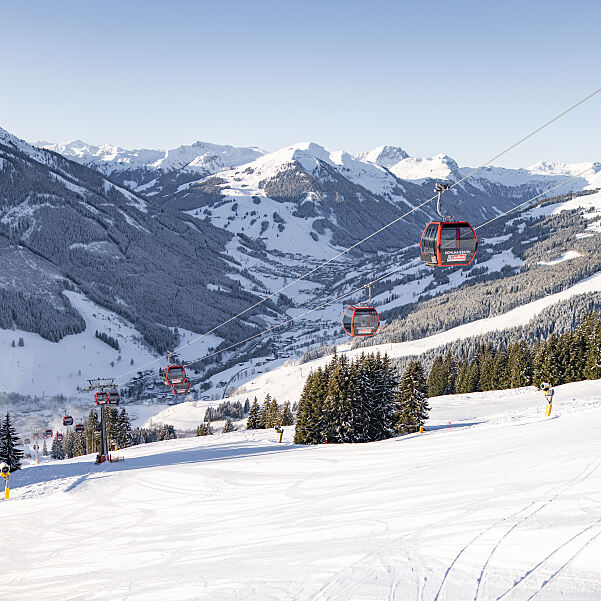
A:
[38,139,266,190]
[0,127,274,387]
[42,137,601,259]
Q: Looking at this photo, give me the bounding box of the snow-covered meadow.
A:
[3,381,601,601]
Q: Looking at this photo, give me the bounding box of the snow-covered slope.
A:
[5,382,601,600]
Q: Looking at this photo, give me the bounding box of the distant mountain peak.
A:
[361,145,410,167]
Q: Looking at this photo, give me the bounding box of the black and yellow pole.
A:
[1,463,10,500]
[540,382,554,417]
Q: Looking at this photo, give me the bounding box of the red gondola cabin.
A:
[95,392,109,406]
[172,379,190,395]
[420,221,477,267]
[63,415,74,426]
[164,365,187,386]
[342,306,380,337]
[108,391,120,405]
[56,432,63,442]
[43,429,53,439]
[75,423,85,434]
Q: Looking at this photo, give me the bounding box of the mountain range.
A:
[0,125,600,395]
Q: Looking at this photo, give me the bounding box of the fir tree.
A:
[396,360,429,434]
[51,436,65,460]
[479,347,495,391]
[259,396,272,429]
[323,354,356,443]
[294,368,327,444]
[442,351,457,394]
[42,439,48,456]
[222,418,235,433]
[115,409,133,448]
[73,432,86,457]
[63,430,75,459]
[455,359,470,394]
[491,348,509,389]
[427,355,446,397]
[243,398,251,414]
[196,422,214,436]
[246,398,261,429]
[0,412,24,470]
[582,313,601,380]
[85,409,100,454]
[281,401,294,426]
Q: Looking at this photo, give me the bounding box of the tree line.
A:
[426,311,601,397]
[294,352,429,444]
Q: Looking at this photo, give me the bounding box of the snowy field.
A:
[3,381,601,601]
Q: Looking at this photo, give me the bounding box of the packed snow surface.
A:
[4,381,601,600]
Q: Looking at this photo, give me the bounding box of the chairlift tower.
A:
[82,378,116,461]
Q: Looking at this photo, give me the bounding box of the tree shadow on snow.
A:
[9,440,309,490]
[103,441,310,474]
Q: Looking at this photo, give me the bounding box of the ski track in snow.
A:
[4,395,601,600]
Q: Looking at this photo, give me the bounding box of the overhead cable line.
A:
[132,167,593,382]
[112,86,601,384]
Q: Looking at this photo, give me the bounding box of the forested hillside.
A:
[0,128,270,352]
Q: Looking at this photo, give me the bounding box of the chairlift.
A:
[420,183,477,267]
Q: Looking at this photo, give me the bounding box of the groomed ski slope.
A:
[4,381,601,601]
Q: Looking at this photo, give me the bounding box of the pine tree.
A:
[105,406,119,449]
[491,347,509,389]
[196,422,214,436]
[427,355,446,397]
[0,412,24,470]
[465,357,480,392]
[243,398,251,414]
[259,395,272,429]
[479,346,495,391]
[442,352,457,394]
[455,359,470,394]
[246,398,261,429]
[294,368,327,444]
[85,409,100,454]
[269,397,281,427]
[73,432,86,457]
[51,436,65,460]
[368,352,399,441]
[222,418,235,433]
[281,401,294,426]
[116,409,133,448]
[582,313,601,380]
[63,430,75,459]
[396,360,429,434]
[42,439,48,456]
[323,354,356,443]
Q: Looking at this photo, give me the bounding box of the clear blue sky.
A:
[1,0,599,167]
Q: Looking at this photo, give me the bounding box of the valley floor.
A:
[3,383,601,601]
